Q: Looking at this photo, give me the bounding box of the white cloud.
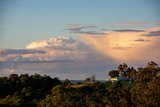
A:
[24,37,95,62]
[0,36,116,79]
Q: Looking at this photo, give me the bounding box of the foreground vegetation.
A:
[0,61,160,107]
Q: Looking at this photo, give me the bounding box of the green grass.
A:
[70,84,85,88]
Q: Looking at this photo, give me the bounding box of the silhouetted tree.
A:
[108,70,119,78]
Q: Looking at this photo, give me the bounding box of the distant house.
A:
[110,77,134,82]
[110,77,118,82]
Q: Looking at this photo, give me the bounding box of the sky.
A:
[0,0,160,80]
[0,0,160,49]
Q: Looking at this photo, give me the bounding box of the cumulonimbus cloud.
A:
[0,37,111,64]
[81,26,160,63]
[0,37,116,79]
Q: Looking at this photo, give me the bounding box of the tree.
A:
[108,70,119,78]
[19,74,29,87]
[90,75,96,82]
[143,75,160,106]
[103,81,132,106]
[84,78,91,83]
[63,79,71,86]
[117,63,128,77]
[126,67,137,78]
[136,68,155,82]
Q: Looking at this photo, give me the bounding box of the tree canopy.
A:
[0,61,160,107]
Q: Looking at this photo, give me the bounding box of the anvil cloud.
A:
[81,26,160,64]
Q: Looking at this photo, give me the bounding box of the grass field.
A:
[70,83,85,88]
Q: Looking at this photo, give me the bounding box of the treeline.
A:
[0,73,61,106]
[0,61,160,107]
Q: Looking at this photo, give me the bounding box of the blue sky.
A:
[0,0,160,49]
